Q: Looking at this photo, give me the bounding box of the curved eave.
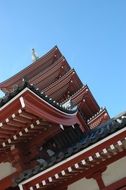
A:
[0,88,83,149]
[0,88,78,125]
[88,108,110,129]
[43,69,83,99]
[63,85,100,112]
[88,108,110,124]
[30,57,71,91]
[22,89,79,125]
[64,85,88,104]
[43,69,75,93]
[30,56,70,85]
[19,112,126,189]
[0,46,61,91]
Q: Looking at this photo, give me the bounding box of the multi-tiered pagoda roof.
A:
[0,46,125,190]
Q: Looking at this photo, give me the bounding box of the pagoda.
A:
[0,46,126,190]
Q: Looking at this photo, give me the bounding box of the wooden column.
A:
[77,112,89,132]
[0,172,18,190]
[93,172,105,190]
[11,146,27,173]
[103,177,126,190]
[86,168,106,190]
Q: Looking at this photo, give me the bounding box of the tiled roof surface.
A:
[0,81,77,114]
[15,111,126,184]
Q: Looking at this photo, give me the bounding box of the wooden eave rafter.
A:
[19,125,126,190]
[88,108,110,129]
[68,85,88,104]
[29,125,60,149]
[30,56,70,89]
[21,89,79,126]
[0,87,83,151]
[0,46,62,92]
[0,129,14,135]
[43,69,83,101]
[62,85,100,119]
[43,69,75,93]
[81,87,100,114]
[0,114,55,152]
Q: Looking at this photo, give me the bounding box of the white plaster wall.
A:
[0,162,16,180]
[68,157,126,190]
[102,156,126,186]
[68,178,99,190]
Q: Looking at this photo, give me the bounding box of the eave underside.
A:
[18,112,126,190]
[0,46,62,92]
[0,46,102,122]
[0,87,84,154]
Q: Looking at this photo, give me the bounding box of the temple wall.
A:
[68,157,126,190]
[68,178,99,190]
[0,162,16,180]
[102,156,126,186]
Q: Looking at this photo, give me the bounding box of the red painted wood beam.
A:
[103,177,126,190]
[22,132,126,189]
[92,172,106,189]
[0,172,18,190]
[23,90,80,127]
[0,46,61,91]
[47,150,126,189]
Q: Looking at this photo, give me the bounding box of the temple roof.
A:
[0,46,109,132]
[0,46,62,93]
[0,81,77,114]
[0,46,113,189]
[17,111,126,187]
[0,46,109,120]
[0,80,87,152]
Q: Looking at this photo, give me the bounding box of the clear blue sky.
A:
[0,0,125,117]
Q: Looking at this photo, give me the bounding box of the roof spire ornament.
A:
[32,48,39,62]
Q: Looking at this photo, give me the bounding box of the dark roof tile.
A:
[16,111,126,184]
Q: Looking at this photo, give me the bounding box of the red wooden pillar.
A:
[93,172,105,190]
[86,168,106,190]
[11,147,25,173]
[77,112,89,132]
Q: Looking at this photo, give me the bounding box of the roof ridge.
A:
[0,80,77,114]
[43,69,75,93]
[0,46,61,91]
